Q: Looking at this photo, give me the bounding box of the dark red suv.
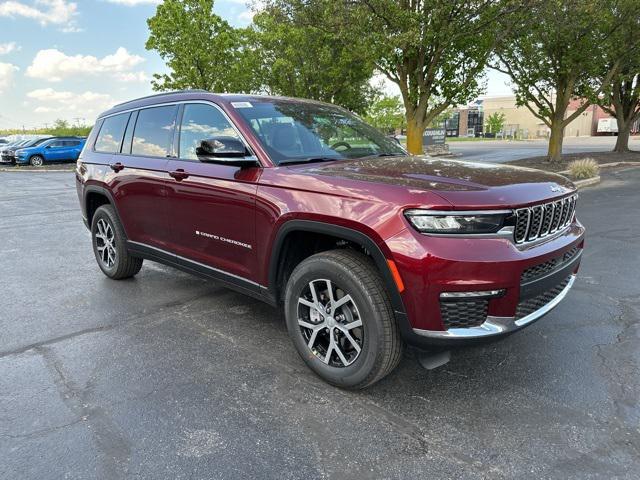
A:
[76,91,584,388]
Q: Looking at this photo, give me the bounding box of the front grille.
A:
[521,246,580,283]
[440,300,488,329]
[516,276,571,319]
[514,195,577,244]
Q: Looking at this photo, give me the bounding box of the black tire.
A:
[30,155,44,167]
[91,205,143,279]
[284,249,403,389]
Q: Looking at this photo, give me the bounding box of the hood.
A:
[298,155,575,208]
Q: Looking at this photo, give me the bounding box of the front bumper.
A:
[387,220,585,348]
[0,154,16,164]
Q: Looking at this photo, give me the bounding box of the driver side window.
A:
[179,104,241,160]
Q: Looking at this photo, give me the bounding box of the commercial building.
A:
[449,95,637,139]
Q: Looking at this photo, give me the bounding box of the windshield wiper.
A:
[279,156,341,165]
[359,152,403,159]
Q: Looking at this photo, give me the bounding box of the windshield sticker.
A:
[231,102,253,108]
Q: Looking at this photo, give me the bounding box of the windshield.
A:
[233,99,406,165]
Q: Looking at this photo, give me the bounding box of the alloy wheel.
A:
[297,279,364,367]
[95,218,116,268]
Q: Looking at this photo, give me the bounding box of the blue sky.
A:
[0,0,512,130]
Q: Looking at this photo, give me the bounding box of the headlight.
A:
[404,209,511,234]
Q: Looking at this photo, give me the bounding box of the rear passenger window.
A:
[95,113,129,153]
[132,106,178,157]
[179,104,241,160]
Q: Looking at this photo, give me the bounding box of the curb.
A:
[574,176,601,189]
[558,161,640,175]
[0,168,73,173]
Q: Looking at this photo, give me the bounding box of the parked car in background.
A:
[0,140,32,163]
[0,138,9,145]
[1,137,52,164]
[15,137,86,166]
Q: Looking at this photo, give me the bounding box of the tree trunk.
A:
[613,117,631,153]
[547,121,564,162]
[405,115,425,155]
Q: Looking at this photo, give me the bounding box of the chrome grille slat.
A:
[513,194,578,245]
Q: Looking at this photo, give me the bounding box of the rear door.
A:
[95,106,177,251]
[164,102,261,282]
[60,140,81,160]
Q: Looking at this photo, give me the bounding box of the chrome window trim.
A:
[97,99,260,166]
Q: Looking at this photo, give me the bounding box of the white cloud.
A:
[26,88,118,115]
[0,42,19,55]
[0,0,78,27]
[0,62,18,93]
[105,0,159,4]
[26,47,146,82]
[113,71,149,83]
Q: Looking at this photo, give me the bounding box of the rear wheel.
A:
[91,205,143,279]
[30,155,44,167]
[284,249,403,389]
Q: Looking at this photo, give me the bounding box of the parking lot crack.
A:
[35,346,132,480]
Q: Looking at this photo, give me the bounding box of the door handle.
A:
[169,168,189,181]
[109,162,124,173]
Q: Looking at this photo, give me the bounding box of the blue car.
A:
[15,137,86,166]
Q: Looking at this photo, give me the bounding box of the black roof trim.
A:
[112,90,210,108]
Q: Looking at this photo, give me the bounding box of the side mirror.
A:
[197,137,247,158]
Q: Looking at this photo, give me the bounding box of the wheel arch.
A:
[83,185,128,239]
[267,220,407,317]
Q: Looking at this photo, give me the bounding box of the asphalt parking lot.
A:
[450,136,640,162]
[1,167,639,479]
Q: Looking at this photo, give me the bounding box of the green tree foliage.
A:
[146,0,254,92]
[485,112,506,134]
[0,119,91,138]
[596,0,640,153]
[340,0,515,154]
[248,3,378,113]
[364,95,405,133]
[493,0,622,162]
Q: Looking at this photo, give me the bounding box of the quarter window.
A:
[95,113,130,153]
[179,104,241,160]
[132,106,178,157]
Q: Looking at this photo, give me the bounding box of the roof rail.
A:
[112,89,210,108]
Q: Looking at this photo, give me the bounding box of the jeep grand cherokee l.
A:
[76,91,584,389]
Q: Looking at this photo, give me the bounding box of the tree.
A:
[485,112,506,134]
[247,3,378,113]
[493,0,621,162]
[341,0,515,154]
[146,0,254,92]
[597,1,640,152]
[364,95,405,133]
[52,119,69,130]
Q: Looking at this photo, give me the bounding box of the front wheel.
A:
[284,249,403,389]
[29,155,44,167]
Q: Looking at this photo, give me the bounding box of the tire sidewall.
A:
[91,206,124,278]
[284,254,385,388]
[30,155,43,167]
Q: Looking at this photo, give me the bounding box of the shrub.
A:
[568,158,599,179]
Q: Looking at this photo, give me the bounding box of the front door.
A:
[164,103,261,283]
[44,140,67,161]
